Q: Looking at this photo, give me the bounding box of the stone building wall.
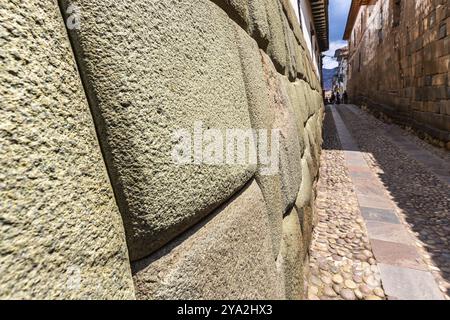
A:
[1,0,324,299]
[346,0,449,147]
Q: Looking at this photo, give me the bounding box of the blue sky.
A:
[323,0,352,69]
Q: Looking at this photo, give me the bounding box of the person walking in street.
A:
[336,92,341,105]
[343,91,348,104]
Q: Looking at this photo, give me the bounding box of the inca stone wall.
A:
[0,0,135,299]
[347,0,449,147]
[1,0,324,299]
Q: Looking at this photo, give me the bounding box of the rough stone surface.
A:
[278,0,304,46]
[235,19,322,266]
[295,158,312,210]
[279,207,305,299]
[275,82,303,209]
[212,0,250,29]
[260,52,303,212]
[61,0,256,261]
[305,113,322,176]
[0,0,135,299]
[286,80,307,148]
[235,28,283,256]
[132,181,283,300]
[248,0,270,48]
[265,0,288,73]
[283,14,297,80]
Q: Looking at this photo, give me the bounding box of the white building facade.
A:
[290,0,329,81]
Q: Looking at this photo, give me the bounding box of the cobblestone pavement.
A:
[337,105,449,299]
[306,106,385,300]
[358,106,450,164]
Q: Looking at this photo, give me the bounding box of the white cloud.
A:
[323,40,347,69]
[323,57,338,69]
[325,40,348,56]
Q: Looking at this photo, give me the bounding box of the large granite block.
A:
[278,207,306,299]
[248,0,271,48]
[265,0,289,73]
[261,53,302,211]
[211,0,250,29]
[132,181,284,300]
[235,27,283,256]
[0,0,134,299]
[61,0,256,261]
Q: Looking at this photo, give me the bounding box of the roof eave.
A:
[343,0,377,40]
[310,0,330,51]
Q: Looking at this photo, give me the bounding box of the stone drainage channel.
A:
[306,104,449,300]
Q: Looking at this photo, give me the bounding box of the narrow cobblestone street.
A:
[307,105,450,300]
[3,0,450,302]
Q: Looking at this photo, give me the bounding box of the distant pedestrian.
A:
[336,92,341,105]
[343,91,348,104]
[330,92,336,104]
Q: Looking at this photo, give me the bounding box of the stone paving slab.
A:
[347,171,377,184]
[378,263,445,300]
[366,222,413,245]
[355,182,390,198]
[346,165,373,174]
[345,153,370,166]
[370,239,428,271]
[360,207,401,224]
[356,194,394,210]
[330,105,445,300]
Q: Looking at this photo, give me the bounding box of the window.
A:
[358,52,362,72]
[360,15,363,35]
[378,5,384,44]
[429,10,436,28]
[439,22,447,39]
[392,0,401,27]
